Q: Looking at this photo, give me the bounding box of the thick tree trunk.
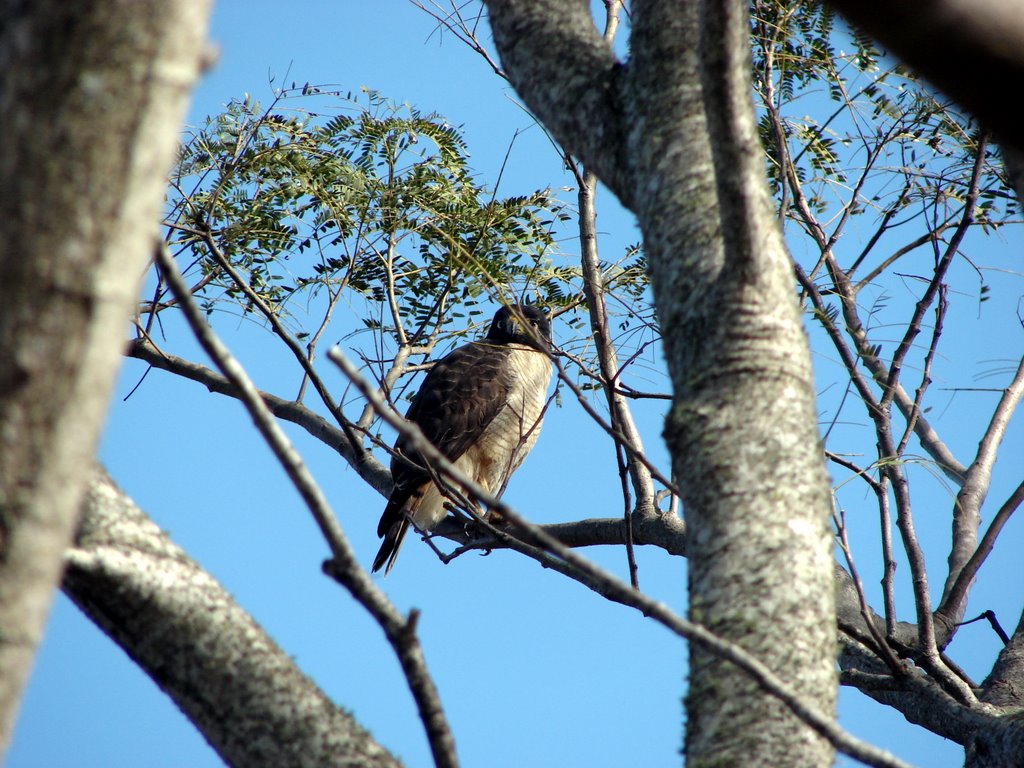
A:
[483,1,836,764]
[0,0,211,753]
[64,472,402,768]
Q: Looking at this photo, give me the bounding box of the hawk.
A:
[372,304,553,574]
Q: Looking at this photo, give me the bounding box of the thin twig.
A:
[187,228,367,463]
[834,505,907,675]
[295,258,350,403]
[957,610,1010,645]
[897,285,946,456]
[154,244,460,768]
[881,135,988,416]
[825,451,882,493]
[552,353,680,499]
[574,166,648,587]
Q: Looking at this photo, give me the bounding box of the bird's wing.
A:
[377,341,511,537]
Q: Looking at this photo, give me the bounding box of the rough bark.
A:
[981,610,1024,709]
[64,472,402,768]
[839,634,1024,768]
[484,1,836,765]
[967,609,1024,767]
[0,0,211,753]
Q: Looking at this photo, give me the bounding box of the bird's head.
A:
[486,304,551,350]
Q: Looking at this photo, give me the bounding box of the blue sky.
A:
[10,2,1022,767]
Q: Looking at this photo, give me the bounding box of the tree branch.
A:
[942,354,1024,611]
[939,477,1024,627]
[575,165,653,586]
[155,245,460,768]
[125,338,392,497]
[484,0,630,204]
[434,513,687,559]
[837,640,999,747]
[778,105,968,485]
[66,472,403,768]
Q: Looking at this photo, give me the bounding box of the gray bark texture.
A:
[0,0,211,753]
[483,1,836,765]
[65,472,402,768]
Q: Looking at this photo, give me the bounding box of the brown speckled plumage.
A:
[373,305,552,574]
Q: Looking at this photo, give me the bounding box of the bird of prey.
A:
[372,304,553,574]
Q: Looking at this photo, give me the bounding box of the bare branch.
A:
[188,231,368,464]
[881,134,987,415]
[779,97,968,485]
[409,1,507,78]
[484,0,630,204]
[66,472,402,768]
[834,505,908,675]
[154,245,460,768]
[896,286,947,457]
[943,355,1024,611]
[940,478,1024,625]
[575,164,654,586]
[878,475,899,636]
[125,338,392,497]
[435,513,687,558]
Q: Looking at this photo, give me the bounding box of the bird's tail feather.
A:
[372,516,409,575]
